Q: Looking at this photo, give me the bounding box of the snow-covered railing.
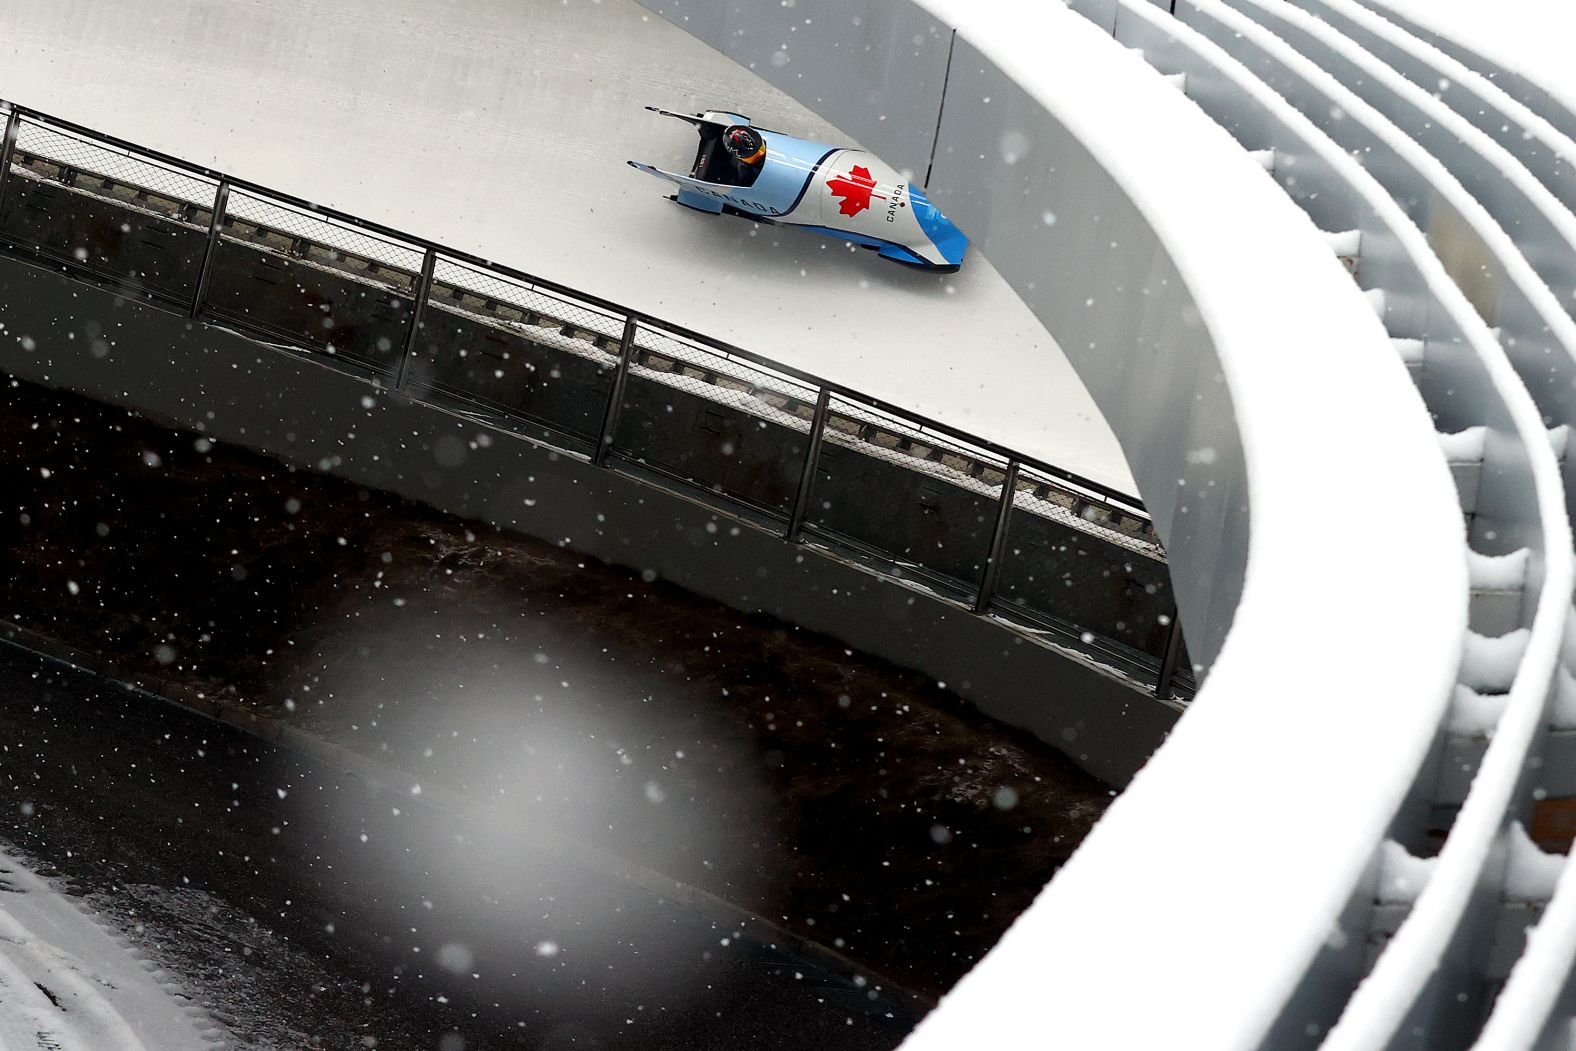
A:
[1291,0,1576,222]
[1215,0,1576,401]
[636,0,1469,1046]
[1154,5,1576,1044]
[1278,0,1576,544]
[1277,8,1576,1049]
[1056,2,1576,1045]
[1354,0,1576,149]
[1057,5,1573,1044]
[1174,0,1576,483]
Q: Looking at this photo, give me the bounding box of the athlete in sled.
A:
[628,107,968,272]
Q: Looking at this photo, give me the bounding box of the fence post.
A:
[1155,605,1185,699]
[189,179,230,319]
[393,248,437,392]
[595,316,638,466]
[785,388,832,542]
[973,460,1019,613]
[0,108,22,218]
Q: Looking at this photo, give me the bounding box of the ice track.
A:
[0,0,1137,494]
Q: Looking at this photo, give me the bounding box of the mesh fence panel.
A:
[402,256,624,441]
[198,189,421,375]
[0,116,218,304]
[822,395,1010,497]
[993,462,1174,660]
[629,323,820,428]
[12,119,218,215]
[1011,464,1164,560]
[223,188,424,291]
[431,257,626,354]
[613,323,821,518]
[805,394,1009,594]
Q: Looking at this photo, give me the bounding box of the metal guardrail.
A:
[0,100,1193,700]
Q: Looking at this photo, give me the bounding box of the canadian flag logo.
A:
[827,165,887,217]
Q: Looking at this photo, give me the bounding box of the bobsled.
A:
[628,107,968,272]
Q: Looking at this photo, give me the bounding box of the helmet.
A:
[722,125,766,165]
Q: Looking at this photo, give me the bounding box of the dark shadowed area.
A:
[0,372,1112,1003]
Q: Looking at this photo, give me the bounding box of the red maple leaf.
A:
[827,165,887,217]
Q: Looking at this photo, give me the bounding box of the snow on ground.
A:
[0,0,1136,493]
[1376,0,1576,119]
[0,846,216,1050]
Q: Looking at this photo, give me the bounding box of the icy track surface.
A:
[0,0,1137,494]
[0,847,215,1050]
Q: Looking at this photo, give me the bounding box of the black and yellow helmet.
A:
[722,125,766,165]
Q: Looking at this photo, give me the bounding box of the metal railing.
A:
[0,100,1193,700]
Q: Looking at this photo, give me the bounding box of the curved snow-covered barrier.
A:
[1160,4,1576,1041]
[1178,0,1576,482]
[1355,0,1576,149]
[1231,0,1576,323]
[1280,8,1576,1050]
[1280,0,1576,537]
[1292,0,1576,220]
[1216,0,1576,436]
[636,0,1468,1045]
[1063,2,1573,1045]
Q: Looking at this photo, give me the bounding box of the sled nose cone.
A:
[909,187,968,268]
